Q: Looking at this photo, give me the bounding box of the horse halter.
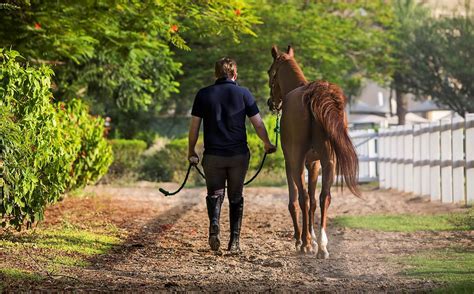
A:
[267,60,283,112]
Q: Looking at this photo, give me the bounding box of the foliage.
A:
[1,49,72,228]
[247,114,284,171]
[333,212,473,232]
[170,0,396,114]
[0,49,111,229]
[107,139,147,179]
[57,99,113,190]
[400,15,474,116]
[390,0,430,125]
[0,0,261,138]
[140,138,204,185]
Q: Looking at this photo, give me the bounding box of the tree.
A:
[170,0,396,115]
[391,0,429,125]
[402,15,474,116]
[0,0,260,137]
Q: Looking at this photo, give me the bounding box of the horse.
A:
[267,45,360,258]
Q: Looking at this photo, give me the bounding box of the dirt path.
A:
[8,184,472,291]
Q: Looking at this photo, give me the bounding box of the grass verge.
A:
[333,209,473,232]
[401,248,474,293]
[0,220,122,288]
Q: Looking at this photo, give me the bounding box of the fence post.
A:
[368,129,377,180]
[452,116,465,203]
[390,127,398,189]
[421,123,431,197]
[440,118,453,203]
[385,128,393,189]
[397,126,405,191]
[413,124,422,196]
[403,125,414,193]
[466,113,474,204]
[379,128,386,189]
[430,121,441,202]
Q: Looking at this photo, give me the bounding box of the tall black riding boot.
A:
[228,197,244,253]
[206,194,224,251]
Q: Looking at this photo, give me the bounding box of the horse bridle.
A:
[267,60,283,112]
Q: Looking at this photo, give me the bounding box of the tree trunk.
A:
[395,89,408,125]
[394,73,408,125]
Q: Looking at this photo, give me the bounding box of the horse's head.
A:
[267,45,295,112]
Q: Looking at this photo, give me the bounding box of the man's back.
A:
[192,78,259,156]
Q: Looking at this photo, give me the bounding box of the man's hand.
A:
[188,150,199,165]
[264,142,277,154]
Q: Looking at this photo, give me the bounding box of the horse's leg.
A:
[290,160,312,254]
[306,159,320,252]
[317,154,334,259]
[285,161,301,250]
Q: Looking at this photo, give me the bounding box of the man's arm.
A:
[249,113,276,154]
[188,116,202,164]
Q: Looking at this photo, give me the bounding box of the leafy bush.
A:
[57,99,113,190]
[0,49,112,229]
[247,115,285,171]
[140,137,204,185]
[107,139,147,179]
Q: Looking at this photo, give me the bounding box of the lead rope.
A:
[159,112,281,197]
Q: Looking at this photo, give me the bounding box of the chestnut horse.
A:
[267,45,360,258]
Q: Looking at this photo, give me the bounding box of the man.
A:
[188,57,276,253]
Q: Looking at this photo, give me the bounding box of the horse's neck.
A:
[279,61,307,96]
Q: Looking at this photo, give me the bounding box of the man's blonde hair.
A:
[215,57,237,79]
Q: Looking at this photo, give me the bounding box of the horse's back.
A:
[281,84,328,160]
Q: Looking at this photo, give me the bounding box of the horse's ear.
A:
[271,45,279,59]
[287,45,294,57]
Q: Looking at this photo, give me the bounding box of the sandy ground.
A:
[2,183,472,292]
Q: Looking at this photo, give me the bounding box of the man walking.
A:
[188,57,276,253]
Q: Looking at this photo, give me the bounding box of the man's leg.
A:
[226,153,250,253]
[202,155,226,251]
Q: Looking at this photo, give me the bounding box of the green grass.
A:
[1,227,120,255]
[0,268,43,282]
[401,249,474,293]
[36,228,120,255]
[51,255,90,267]
[0,222,121,287]
[333,212,473,232]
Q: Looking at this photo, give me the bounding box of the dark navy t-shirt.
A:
[191,78,259,156]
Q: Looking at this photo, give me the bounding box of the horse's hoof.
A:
[311,240,319,253]
[300,244,314,254]
[295,240,302,251]
[316,249,329,259]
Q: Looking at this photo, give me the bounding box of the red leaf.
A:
[234,9,241,16]
[34,23,41,30]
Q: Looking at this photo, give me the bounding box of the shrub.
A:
[140,137,204,185]
[107,139,147,178]
[0,49,112,229]
[57,99,113,190]
[247,114,285,171]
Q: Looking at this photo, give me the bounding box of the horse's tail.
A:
[304,81,360,197]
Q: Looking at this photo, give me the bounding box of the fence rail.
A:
[349,113,474,205]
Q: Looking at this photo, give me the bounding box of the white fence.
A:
[350,113,474,205]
